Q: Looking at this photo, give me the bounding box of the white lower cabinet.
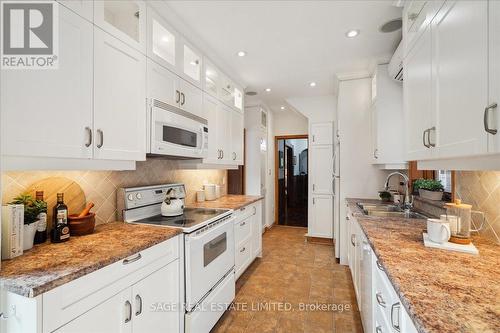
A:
[0,236,182,333]
[348,213,418,333]
[310,195,333,238]
[233,201,263,280]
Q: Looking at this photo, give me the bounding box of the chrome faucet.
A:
[384,172,412,212]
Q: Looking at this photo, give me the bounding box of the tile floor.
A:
[211,226,363,333]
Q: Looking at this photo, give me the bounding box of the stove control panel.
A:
[118,184,186,211]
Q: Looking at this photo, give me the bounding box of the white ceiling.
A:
[165,1,402,112]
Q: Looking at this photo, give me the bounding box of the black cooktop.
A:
[134,207,230,229]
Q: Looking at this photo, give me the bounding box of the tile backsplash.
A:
[455,171,500,244]
[1,159,227,225]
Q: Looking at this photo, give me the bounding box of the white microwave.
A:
[148,99,208,158]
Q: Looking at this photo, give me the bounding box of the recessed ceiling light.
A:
[280,106,286,110]
[265,88,271,92]
[237,51,247,57]
[309,82,317,87]
[345,29,360,38]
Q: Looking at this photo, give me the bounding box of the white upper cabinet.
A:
[231,110,244,164]
[311,122,333,145]
[147,59,178,106]
[432,0,488,158]
[147,7,178,73]
[182,42,202,86]
[94,28,146,161]
[403,0,444,56]
[311,145,333,195]
[204,60,220,98]
[488,1,500,153]
[234,86,244,111]
[0,4,93,160]
[220,75,235,107]
[57,0,93,22]
[94,1,146,53]
[404,24,435,161]
[178,79,203,118]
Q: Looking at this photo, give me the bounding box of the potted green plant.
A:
[378,190,392,202]
[413,179,444,201]
[10,193,46,250]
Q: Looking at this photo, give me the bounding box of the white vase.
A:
[23,220,39,251]
[418,189,443,201]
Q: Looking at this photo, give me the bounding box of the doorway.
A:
[275,135,308,227]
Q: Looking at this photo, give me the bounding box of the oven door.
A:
[150,100,208,158]
[184,217,235,311]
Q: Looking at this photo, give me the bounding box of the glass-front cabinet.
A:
[182,42,202,86]
[94,0,146,52]
[204,60,220,97]
[234,86,243,111]
[147,6,178,72]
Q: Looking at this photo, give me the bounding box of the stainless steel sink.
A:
[357,202,428,219]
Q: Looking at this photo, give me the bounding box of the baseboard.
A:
[305,235,334,245]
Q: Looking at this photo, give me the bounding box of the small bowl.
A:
[68,212,95,236]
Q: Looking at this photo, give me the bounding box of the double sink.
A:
[357,202,428,219]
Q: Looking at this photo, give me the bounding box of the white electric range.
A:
[118,184,235,333]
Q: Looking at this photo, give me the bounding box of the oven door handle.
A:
[186,217,234,241]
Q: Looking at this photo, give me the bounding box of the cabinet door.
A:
[404,25,434,160]
[204,60,220,97]
[251,203,262,258]
[202,94,220,163]
[311,122,333,145]
[147,59,178,106]
[360,234,373,333]
[234,87,244,111]
[179,79,203,117]
[56,288,132,333]
[58,0,93,21]
[371,104,379,163]
[230,110,244,164]
[433,0,488,158]
[94,1,146,53]
[132,261,181,333]
[488,1,500,153]
[182,41,202,87]
[311,145,333,194]
[147,7,178,73]
[94,28,146,161]
[218,105,232,163]
[219,76,235,107]
[0,4,93,159]
[311,195,333,238]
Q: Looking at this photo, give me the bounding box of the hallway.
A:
[211,226,363,333]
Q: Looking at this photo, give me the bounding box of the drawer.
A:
[374,304,392,333]
[373,258,401,332]
[232,203,256,221]
[234,215,252,245]
[235,238,252,280]
[43,235,180,332]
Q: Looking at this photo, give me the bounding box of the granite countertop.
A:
[346,198,500,333]
[0,222,182,298]
[187,194,263,210]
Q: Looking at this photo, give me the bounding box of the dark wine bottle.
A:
[51,193,70,243]
[34,191,47,244]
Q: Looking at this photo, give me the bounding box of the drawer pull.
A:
[123,253,142,265]
[376,325,383,333]
[376,292,386,308]
[240,247,246,253]
[350,234,356,246]
[124,300,132,323]
[391,302,401,332]
[240,221,246,226]
[376,260,384,271]
[240,206,246,211]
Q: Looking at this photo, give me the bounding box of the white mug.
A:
[427,218,451,244]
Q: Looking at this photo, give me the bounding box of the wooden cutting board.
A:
[27,177,87,228]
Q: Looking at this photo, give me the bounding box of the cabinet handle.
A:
[135,294,143,316]
[376,260,384,272]
[428,126,436,147]
[391,302,401,332]
[233,152,236,160]
[376,292,387,308]
[376,326,383,333]
[312,135,316,142]
[313,198,315,205]
[313,184,316,191]
[175,90,180,104]
[124,300,132,323]
[96,129,104,148]
[350,234,356,246]
[346,216,350,221]
[240,221,246,226]
[484,103,498,135]
[240,247,246,253]
[253,206,257,215]
[181,92,185,106]
[123,253,142,265]
[422,129,429,148]
[85,127,92,147]
[374,148,378,159]
[221,150,224,159]
[240,206,246,211]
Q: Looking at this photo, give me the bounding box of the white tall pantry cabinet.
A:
[308,122,334,239]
